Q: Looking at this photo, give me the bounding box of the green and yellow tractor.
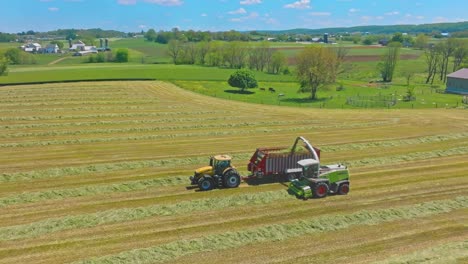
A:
[190,155,241,191]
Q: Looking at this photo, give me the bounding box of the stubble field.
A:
[0,81,467,263]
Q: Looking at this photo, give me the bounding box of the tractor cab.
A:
[210,155,232,176]
[297,159,320,178]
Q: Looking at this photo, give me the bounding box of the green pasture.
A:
[174,79,463,109]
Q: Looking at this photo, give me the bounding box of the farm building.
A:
[446,68,468,95]
[44,44,59,53]
[21,43,41,52]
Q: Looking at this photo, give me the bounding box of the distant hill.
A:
[259,21,468,35]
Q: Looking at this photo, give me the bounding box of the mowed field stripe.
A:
[1,81,467,263]
[74,197,468,264]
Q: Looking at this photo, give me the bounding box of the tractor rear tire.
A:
[313,182,329,198]
[337,183,350,195]
[223,170,241,188]
[198,177,214,191]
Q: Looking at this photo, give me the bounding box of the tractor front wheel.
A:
[198,177,214,191]
[313,182,329,198]
[338,183,350,195]
[223,170,241,188]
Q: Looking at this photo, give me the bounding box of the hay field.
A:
[0,81,467,264]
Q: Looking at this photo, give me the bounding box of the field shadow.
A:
[224,89,255,95]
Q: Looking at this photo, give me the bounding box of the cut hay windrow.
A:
[0,120,397,148]
[320,132,468,152]
[0,100,160,108]
[345,146,468,167]
[75,196,468,264]
[4,144,468,183]
[0,191,291,241]
[0,153,253,183]
[0,120,310,139]
[0,116,245,130]
[0,176,188,207]
[0,105,160,114]
[376,241,468,264]
[0,110,232,121]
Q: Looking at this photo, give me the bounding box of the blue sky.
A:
[1,0,467,33]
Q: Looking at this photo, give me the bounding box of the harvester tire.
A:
[223,170,241,188]
[313,182,329,198]
[198,177,214,191]
[338,183,350,195]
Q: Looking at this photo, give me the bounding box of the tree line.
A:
[166,40,288,75]
[424,38,468,84]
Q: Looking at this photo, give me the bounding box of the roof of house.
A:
[447,68,468,79]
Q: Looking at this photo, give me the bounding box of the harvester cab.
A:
[190,155,241,191]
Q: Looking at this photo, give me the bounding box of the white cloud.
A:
[416,16,424,20]
[384,11,400,16]
[144,0,183,6]
[284,0,310,9]
[118,0,137,4]
[310,12,331,16]
[228,8,247,15]
[230,12,259,22]
[433,16,447,23]
[240,0,261,5]
[375,16,384,20]
[138,24,147,28]
[118,0,183,6]
[201,13,207,17]
[48,7,59,11]
[348,8,359,13]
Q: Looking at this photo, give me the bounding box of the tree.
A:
[362,37,373,45]
[378,42,401,82]
[227,69,258,92]
[182,42,197,64]
[0,56,8,76]
[223,41,248,69]
[196,41,211,65]
[452,39,468,72]
[424,45,441,84]
[4,48,21,64]
[414,34,428,49]
[145,29,157,41]
[167,39,183,64]
[391,32,404,43]
[268,51,286,74]
[296,46,338,100]
[438,38,456,82]
[114,49,129,62]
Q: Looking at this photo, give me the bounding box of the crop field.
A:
[0,81,467,263]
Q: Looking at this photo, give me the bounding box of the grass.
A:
[76,196,468,264]
[0,81,467,263]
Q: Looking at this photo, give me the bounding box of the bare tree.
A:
[438,38,456,82]
[182,42,197,64]
[452,39,468,72]
[331,45,349,81]
[167,39,183,64]
[378,42,401,82]
[196,41,211,65]
[424,45,441,84]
